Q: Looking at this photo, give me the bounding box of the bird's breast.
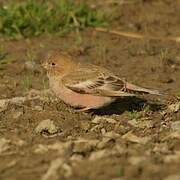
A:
[50,80,114,109]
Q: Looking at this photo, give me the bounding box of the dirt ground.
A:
[0,1,180,180]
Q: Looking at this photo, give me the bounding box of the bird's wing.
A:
[61,65,135,97]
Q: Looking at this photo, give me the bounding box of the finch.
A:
[42,51,160,111]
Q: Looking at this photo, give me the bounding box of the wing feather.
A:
[61,64,134,97]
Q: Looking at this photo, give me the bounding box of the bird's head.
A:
[42,51,75,77]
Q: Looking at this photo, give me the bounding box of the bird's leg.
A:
[121,78,127,92]
[75,107,92,112]
[122,83,127,92]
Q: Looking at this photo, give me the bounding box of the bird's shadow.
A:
[91,97,164,115]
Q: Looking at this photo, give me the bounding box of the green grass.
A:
[26,50,36,62]
[0,51,8,62]
[127,110,141,120]
[116,167,124,178]
[42,77,49,89]
[0,49,9,70]
[0,0,108,39]
[22,75,32,90]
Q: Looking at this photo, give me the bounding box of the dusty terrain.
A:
[0,1,180,180]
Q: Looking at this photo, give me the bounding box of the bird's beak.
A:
[42,61,48,69]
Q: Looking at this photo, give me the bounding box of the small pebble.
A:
[171,121,180,132]
[168,102,180,113]
[35,119,58,135]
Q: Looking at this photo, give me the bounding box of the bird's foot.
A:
[75,107,92,112]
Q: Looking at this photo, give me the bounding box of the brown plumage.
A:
[43,51,160,111]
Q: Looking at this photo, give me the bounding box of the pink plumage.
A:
[43,51,160,111]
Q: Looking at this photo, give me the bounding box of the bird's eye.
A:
[51,62,56,66]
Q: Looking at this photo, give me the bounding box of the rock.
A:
[35,119,58,135]
[168,102,180,113]
[97,137,113,149]
[163,132,180,140]
[164,173,180,180]
[101,128,106,135]
[0,160,17,173]
[80,121,90,131]
[34,144,49,154]
[70,154,83,168]
[5,160,17,169]
[97,131,120,149]
[33,105,43,111]
[92,116,117,124]
[128,119,153,128]
[73,139,99,153]
[105,118,117,124]
[0,138,10,154]
[152,143,169,154]
[90,124,102,132]
[164,151,180,163]
[0,99,8,112]
[12,111,23,119]
[89,149,108,161]
[160,110,167,116]
[128,156,147,165]
[61,163,72,178]
[0,96,40,113]
[141,121,154,128]
[92,116,102,123]
[122,131,150,144]
[48,142,72,155]
[42,158,65,180]
[128,119,138,127]
[171,121,180,132]
[103,131,120,139]
[97,132,119,149]
[114,144,126,154]
[34,142,72,155]
[14,138,26,147]
[70,154,83,162]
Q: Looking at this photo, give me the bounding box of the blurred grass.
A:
[127,110,141,120]
[0,51,9,70]
[0,0,108,39]
[22,75,32,90]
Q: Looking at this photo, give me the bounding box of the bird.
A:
[42,51,161,111]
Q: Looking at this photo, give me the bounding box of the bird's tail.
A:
[125,82,161,95]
